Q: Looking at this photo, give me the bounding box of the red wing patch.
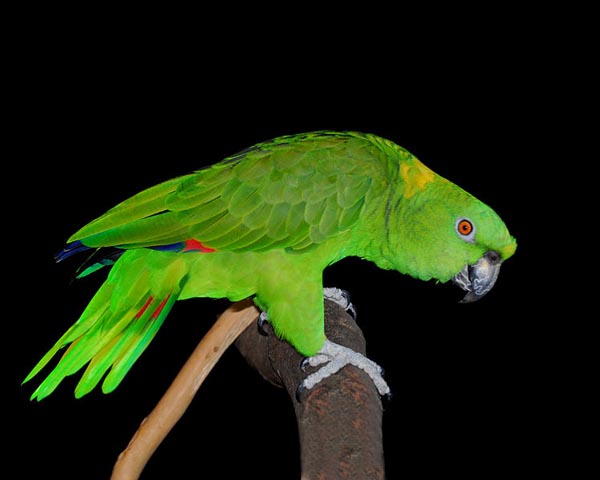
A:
[150,239,216,254]
[183,239,216,253]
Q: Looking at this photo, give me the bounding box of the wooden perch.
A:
[236,299,385,480]
[111,298,385,479]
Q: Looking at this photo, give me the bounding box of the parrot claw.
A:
[300,357,310,372]
[257,311,270,336]
[300,352,329,372]
[323,287,357,319]
[298,339,390,399]
[295,382,304,402]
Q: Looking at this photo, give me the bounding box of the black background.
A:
[8,10,582,480]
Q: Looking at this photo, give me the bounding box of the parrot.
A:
[24,130,516,401]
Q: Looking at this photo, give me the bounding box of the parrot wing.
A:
[67,131,383,254]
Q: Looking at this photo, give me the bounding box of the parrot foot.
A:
[297,339,391,400]
[323,287,357,319]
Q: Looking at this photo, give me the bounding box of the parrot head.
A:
[430,179,516,303]
[386,174,517,302]
[446,188,516,303]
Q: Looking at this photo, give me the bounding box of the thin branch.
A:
[111,300,260,480]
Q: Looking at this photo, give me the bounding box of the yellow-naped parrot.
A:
[24,131,516,400]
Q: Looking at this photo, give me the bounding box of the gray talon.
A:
[295,382,305,402]
[300,357,311,372]
[257,311,269,336]
[339,289,357,318]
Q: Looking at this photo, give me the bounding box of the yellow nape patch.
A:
[400,158,435,198]
[500,237,518,260]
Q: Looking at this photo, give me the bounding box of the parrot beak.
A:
[452,251,502,303]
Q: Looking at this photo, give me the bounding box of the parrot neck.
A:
[346,199,406,274]
[352,221,437,282]
[348,183,441,282]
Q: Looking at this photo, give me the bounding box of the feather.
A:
[25,250,187,400]
[55,240,92,262]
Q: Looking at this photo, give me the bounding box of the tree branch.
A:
[111,300,260,480]
[235,299,385,480]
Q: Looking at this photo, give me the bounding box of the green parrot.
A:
[24,130,516,401]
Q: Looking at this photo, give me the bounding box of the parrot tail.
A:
[24,250,188,400]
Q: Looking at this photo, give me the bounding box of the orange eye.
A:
[457,219,473,236]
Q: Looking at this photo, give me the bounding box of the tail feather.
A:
[23,282,113,385]
[100,293,177,395]
[74,293,177,398]
[24,250,187,400]
[74,248,124,279]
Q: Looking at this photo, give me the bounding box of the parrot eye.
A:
[456,218,475,242]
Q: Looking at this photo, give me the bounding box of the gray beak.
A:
[452,251,502,303]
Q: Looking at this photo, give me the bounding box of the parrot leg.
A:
[257,287,355,336]
[298,339,391,399]
[256,287,389,398]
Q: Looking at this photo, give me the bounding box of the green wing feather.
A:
[70,131,390,253]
